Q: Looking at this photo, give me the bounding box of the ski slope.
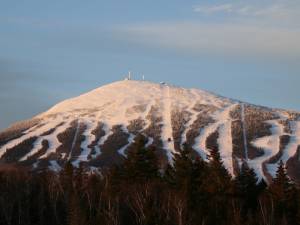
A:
[0,80,299,181]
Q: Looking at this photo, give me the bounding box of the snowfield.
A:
[0,80,299,182]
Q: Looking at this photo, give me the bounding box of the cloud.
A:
[117,22,300,59]
[193,1,300,22]
[115,1,300,59]
[193,4,233,14]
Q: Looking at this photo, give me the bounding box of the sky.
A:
[0,0,300,130]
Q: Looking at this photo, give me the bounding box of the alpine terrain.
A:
[1,80,300,183]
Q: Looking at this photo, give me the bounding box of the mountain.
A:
[0,80,299,183]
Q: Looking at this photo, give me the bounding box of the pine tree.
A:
[60,161,74,194]
[67,192,86,225]
[172,145,193,189]
[296,189,300,225]
[189,157,209,224]
[206,147,231,194]
[270,160,297,225]
[234,162,259,220]
[205,147,232,225]
[122,134,159,182]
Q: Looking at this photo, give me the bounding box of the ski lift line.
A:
[241,103,249,161]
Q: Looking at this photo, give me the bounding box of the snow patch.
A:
[38,120,73,159]
[91,123,112,159]
[0,118,62,158]
[118,126,135,157]
[251,120,284,180]
[193,104,236,167]
[72,120,98,167]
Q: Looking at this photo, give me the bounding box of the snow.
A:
[91,123,112,159]
[161,84,176,163]
[5,80,290,178]
[280,121,300,162]
[264,120,300,177]
[141,99,155,130]
[193,122,220,160]
[49,160,61,172]
[69,119,81,160]
[145,137,154,148]
[33,81,233,161]
[41,80,232,128]
[118,126,135,157]
[38,120,73,159]
[0,118,63,158]
[218,119,234,175]
[251,120,284,180]
[37,80,232,164]
[180,105,199,148]
[193,104,236,174]
[241,103,249,160]
[72,120,98,167]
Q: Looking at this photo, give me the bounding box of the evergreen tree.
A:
[206,147,231,194]
[60,161,75,194]
[234,162,259,220]
[270,161,297,225]
[122,134,159,182]
[205,147,232,225]
[172,145,193,189]
[189,157,209,224]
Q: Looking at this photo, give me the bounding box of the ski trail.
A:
[281,121,300,162]
[39,121,73,159]
[118,126,135,157]
[0,119,62,158]
[72,120,98,167]
[181,106,199,148]
[142,99,155,130]
[218,120,234,175]
[193,104,236,163]
[193,122,220,160]
[19,122,65,161]
[250,120,284,180]
[68,119,81,160]
[23,123,44,134]
[215,104,236,175]
[161,84,175,163]
[92,123,112,159]
[241,103,249,161]
[264,121,300,177]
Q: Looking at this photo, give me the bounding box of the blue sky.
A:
[0,0,300,130]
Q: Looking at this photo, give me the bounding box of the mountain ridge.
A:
[0,80,299,183]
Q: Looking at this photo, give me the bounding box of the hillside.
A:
[0,80,299,182]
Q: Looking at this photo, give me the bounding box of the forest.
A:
[0,134,299,225]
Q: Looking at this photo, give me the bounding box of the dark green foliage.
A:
[233,162,262,224]
[269,161,298,225]
[0,143,300,225]
[122,134,159,182]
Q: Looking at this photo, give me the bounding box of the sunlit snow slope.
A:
[0,80,299,183]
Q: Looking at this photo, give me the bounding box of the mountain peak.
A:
[42,80,231,117]
[1,79,299,183]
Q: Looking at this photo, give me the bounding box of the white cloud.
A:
[118,22,300,59]
[114,1,300,59]
[193,4,233,14]
[193,2,300,22]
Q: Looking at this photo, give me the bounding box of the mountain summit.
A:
[0,80,299,182]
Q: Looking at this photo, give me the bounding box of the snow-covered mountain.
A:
[0,80,300,182]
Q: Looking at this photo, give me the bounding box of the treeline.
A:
[0,135,300,225]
